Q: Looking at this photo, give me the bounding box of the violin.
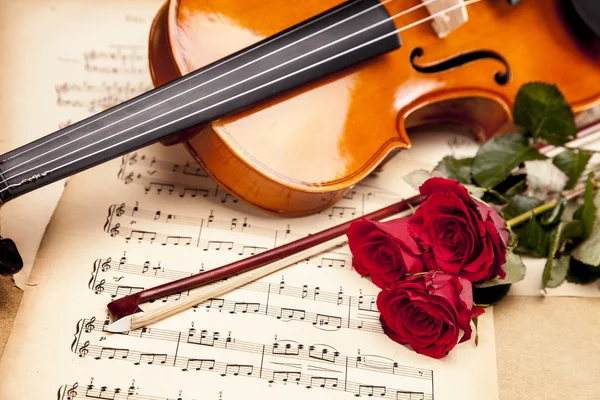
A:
[0,0,599,220]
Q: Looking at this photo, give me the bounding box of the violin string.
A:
[0,0,473,193]
[0,0,424,173]
[0,0,442,189]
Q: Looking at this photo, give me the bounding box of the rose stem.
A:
[506,199,559,228]
[506,179,599,228]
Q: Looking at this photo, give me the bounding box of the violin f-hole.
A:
[410,48,512,85]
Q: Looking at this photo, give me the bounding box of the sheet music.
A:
[0,135,499,399]
[0,0,159,289]
[0,1,506,399]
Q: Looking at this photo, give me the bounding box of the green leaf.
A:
[475,252,526,288]
[402,169,433,191]
[553,149,592,190]
[516,212,550,256]
[540,198,568,227]
[542,221,583,289]
[544,255,571,289]
[580,172,596,239]
[513,82,577,145]
[472,133,546,188]
[502,195,544,220]
[566,258,600,284]
[572,221,600,267]
[504,179,527,198]
[434,156,473,184]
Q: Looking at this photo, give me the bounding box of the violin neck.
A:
[0,0,400,204]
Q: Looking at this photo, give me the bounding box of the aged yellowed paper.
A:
[0,0,160,288]
[0,4,502,390]
[0,135,499,399]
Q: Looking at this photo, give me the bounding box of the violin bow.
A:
[105,196,423,332]
[105,120,600,333]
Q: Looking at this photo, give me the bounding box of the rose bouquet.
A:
[346,82,600,359]
[347,177,509,359]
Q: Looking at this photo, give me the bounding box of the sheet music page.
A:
[0,133,499,399]
[0,0,161,288]
[0,3,501,389]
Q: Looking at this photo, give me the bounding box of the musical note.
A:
[308,345,339,363]
[356,385,387,397]
[230,302,261,314]
[313,314,342,331]
[114,285,144,298]
[126,230,157,242]
[272,340,303,356]
[97,347,130,360]
[145,182,175,195]
[73,320,434,399]
[219,192,239,204]
[307,377,338,389]
[269,371,301,383]
[164,236,192,246]
[358,295,378,312]
[135,353,167,365]
[396,391,426,400]
[183,162,208,177]
[327,206,356,219]
[319,257,347,270]
[206,298,225,310]
[204,241,234,251]
[277,308,306,322]
[182,358,215,372]
[180,188,209,198]
[239,245,268,255]
[223,364,254,377]
[187,330,220,347]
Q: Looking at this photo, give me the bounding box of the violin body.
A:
[150,0,599,216]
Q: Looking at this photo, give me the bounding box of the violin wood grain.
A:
[149,0,600,216]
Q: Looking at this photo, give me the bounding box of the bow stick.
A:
[105,120,600,333]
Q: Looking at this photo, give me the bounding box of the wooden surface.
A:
[0,278,21,358]
[2,276,599,399]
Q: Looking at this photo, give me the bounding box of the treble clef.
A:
[124,172,134,184]
[115,203,126,217]
[77,341,90,358]
[66,382,78,399]
[101,257,112,272]
[110,224,120,237]
[84,317,96,333]
[94,279,106,295]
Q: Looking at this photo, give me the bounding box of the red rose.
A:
[347,218,424,288]
[408,178,508,283]
[377,271,484,359]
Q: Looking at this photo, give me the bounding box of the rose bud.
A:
[377,271,484,359]
[347,217,424,289]
[408,177,508,283]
